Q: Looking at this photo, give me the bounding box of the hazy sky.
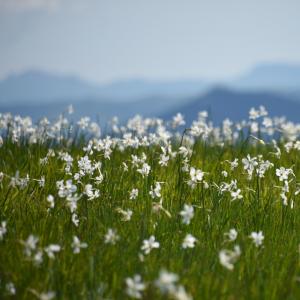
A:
[0,0,300,83]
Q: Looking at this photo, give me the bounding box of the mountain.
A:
[0,70,208,104]
[2,87,299,126]
[1,64,300,124]
[232,63,300,92]
[0,70,100,104]
[98,79,209,100]
[2,63,300,105]
[162,87,300,124]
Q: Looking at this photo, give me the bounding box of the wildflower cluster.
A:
[0,106,300,299]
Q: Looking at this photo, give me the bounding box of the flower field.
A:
[0,106,300,299]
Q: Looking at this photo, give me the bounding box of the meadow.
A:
[0,106,300,299]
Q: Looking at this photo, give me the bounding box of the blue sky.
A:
[0,0,300,83]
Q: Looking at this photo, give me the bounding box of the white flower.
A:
[231,189,243,201]
[66,193,81,213]
[46,195,55,208]
[159,154,170,167]
[190,167,204,181]
[39,157,47,166]
[249,108,259,120]
[178,146,191,158]
[262,117,273,128]
[39,291,56,300]
[89,122,101,138]
[77,117,90,129]
[84,184,100,200]
[155,270,178,294]
[250,122,259,133]
[131,155,141,168]
[95,172,104,184]
[125,274,146,299]
[29,289,56,300]
[259,105,268,117]
[137,163,151,177]
[130,188,139,200]
[71,236,88,254]
[172,113,186,128]
[249,231,264,247]
[182,234,197,249]
[116,208,133,221]
[72,213,79,227]
[104,228,120,245]
[172,285,193,300]
[122,162,129,172]
[149,182,162,199]
[6,282,16,295]
[224,228,238,242]
[0,221,7,240]
[33,250,43,266]
[23,234,39,257]
[38,176,45,187]
[219,245,241,270]
[242,155,258,179]
[249,106,267,120]
[44,244,61,259]
[188,167,204,188]
[179,204,194,225]
[78,155,94,175]
[221,171,228,178]
[141,235,160,255]
[190,120,210,137]
[57,179,77,198]
[60,152,73,172]
[256,159,273,178]
[227,158,239,170]
[276,167,293,182]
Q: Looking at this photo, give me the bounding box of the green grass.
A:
[0,135,300,299]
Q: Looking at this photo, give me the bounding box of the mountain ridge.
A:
[0,70,208,104]
[2,62,300,104]
[162,87,300,124]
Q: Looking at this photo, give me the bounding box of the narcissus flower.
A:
[125,274,146,299]
[141,235,160,255]
[71,236,88,254]
[182,234,197,249]
[179,204,194,225]
[249,231,264,247]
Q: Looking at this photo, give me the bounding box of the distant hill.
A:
[0,70,207,104]
[232,63,300,92]
[1,63,300,105]
[1,64,300,124]
[162,87,300,124]
[0,70,100,104]
[98,79,209,101]
[1,87,299,126]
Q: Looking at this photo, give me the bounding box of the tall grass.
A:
[0,109,300,299]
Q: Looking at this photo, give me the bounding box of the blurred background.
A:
[0,0,300,125]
